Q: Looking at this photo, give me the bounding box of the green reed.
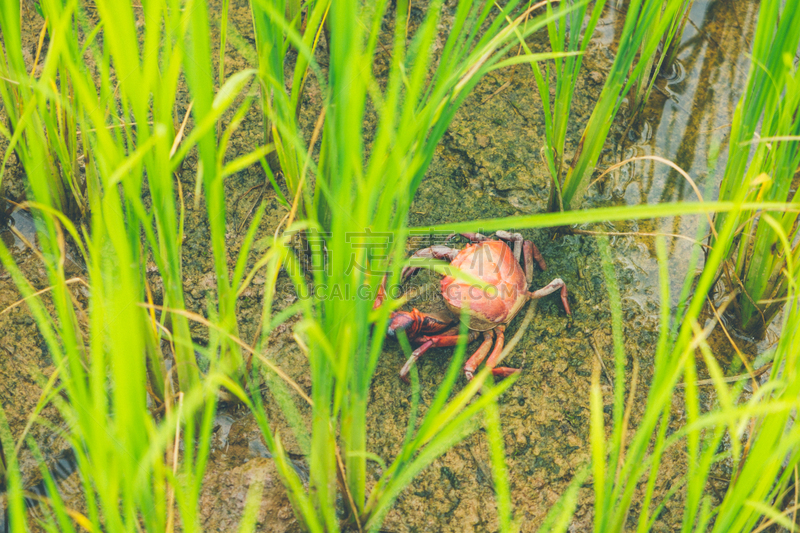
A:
[627,0,694,119]
[246,1,577,529]
[711,0,800,337]
[3,0,798,531]
[531,0,687,212]
[0,12,88,221]
[0,0,259,530]
[0,0,569,531]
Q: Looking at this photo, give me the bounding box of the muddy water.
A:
[0,0,773,531]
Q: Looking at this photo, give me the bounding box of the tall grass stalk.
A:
[711,0,800,337]
[0,0,267,529]
[247,1,582,528]
[520,0,606,201]
[3,0,799,531]
[540,0,686,212]
[0,0,569,531]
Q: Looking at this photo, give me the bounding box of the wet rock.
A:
[199,457,299,533]
[588,71,604,85]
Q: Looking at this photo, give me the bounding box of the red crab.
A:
[382,231,571,382]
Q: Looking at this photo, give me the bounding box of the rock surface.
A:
[199,457,299,533]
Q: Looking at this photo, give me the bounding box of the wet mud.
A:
[0,0,774,531]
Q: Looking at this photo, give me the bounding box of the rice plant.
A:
[246,1,583,528]
[0,7,94,222]
[711,0,800,337]
[627,0,695,119]
[520,0,606,208]
[656,0,694,79]
[548,220,800,532]
[0,0,570,531]
[526,0,690,212]
[3,0,799,531]
[247,0,320,212]
[0,0,259,530]
[0,437,6,489]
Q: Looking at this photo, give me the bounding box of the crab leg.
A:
[528,278,571,316]
[373,274,389,309]
[401,245,460,279]
[483,326,520,378]
[399,330,480,382]
[448,232,489,242]
[494,230,524,263]
[464,330,495,380]
[523,240,547,279]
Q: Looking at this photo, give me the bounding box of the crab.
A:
[385,231,571,382]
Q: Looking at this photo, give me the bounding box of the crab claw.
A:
[387,308,453,339]
[387,310,417,338]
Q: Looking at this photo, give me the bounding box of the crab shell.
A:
[440,240,528,331]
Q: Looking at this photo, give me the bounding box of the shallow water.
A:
[0,0,776,531]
